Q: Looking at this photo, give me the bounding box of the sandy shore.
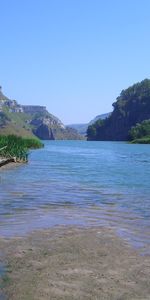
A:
[0,226,150,300]
[0,161,21,170]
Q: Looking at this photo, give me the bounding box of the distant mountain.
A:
[0,86,83,140]
[68,123,88,135]
[89,113,111,125]
[69,113,111,136]
[87,79,150,141]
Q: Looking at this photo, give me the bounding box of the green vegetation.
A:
[1,87,83,140]
[131,136,150,144]
[116,79,150,104]
[129,119,150,143]
[69,113,111,136]
[0,274,11,288]
[0,111,10,126]
[87,119,105,140]
[0,135,43,162]
[0,108,82,140]
[0,110,34,137]
[21,136,44,149]
[87,79,150,141]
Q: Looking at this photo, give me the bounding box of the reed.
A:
[0,135,43,162]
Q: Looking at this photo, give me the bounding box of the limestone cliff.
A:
[0,86,82,140]
[87,79,150,141]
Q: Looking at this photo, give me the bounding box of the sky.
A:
[0,0,150,124]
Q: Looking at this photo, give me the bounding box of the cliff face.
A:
[0,87,82,140]
[30,113,82,140]
[68,113,111,136]
[87,79,150,141]
[22,105,47,114]
[33,124,55,140]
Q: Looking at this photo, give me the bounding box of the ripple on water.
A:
[0,141,150,254]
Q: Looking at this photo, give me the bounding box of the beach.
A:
[1,226,150,300]
[0,158,15,169]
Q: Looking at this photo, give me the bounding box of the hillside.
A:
[89,113,111,125]
[68,123,88,135]
[87,79,150,141]
[0,87,82,140]
[68,113,111,136]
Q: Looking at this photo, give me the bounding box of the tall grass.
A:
[0,135,43,162]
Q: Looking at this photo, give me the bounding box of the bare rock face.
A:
[22,105,47,114]
[34,124,54,140]
[33,122,83,140]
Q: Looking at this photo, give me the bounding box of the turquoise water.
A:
[0,141,150,252]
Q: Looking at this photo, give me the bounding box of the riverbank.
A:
[0,135,43,166]
[0,156,23,170]
[0,226,150,300]
[0,157,15,168]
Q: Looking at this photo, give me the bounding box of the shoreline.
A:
[0,226,150,300]
[0,160,21,170]
[0,158,15,168]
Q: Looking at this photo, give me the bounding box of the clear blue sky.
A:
[0,0,150,124]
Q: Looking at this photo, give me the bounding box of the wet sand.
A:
[0,226,150,300]
[0,161,21,170]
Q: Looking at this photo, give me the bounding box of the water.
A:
[0,141,150,253]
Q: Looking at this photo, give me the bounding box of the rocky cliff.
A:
[87,79,150,141]
[0,86,82,140]
[68,113,111,136]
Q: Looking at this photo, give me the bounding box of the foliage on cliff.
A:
[129,119,150,143]
[0,90,82,140]
[0,110,34,137]
[87,79,150,141]
[69,113,111,136]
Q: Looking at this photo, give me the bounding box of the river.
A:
[0,141,150,253]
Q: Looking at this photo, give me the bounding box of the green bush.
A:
[131,136,150,144]
[129,119,150,141]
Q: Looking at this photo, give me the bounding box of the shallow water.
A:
[0,141,150,253]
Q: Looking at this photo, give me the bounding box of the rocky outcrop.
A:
[22,105,47,114]
[87,79,150,141]
[68,113,111,136]
[34,124,55,140]
[0,86,82,140]
[32,117,83,140]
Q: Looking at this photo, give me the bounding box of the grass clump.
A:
[22,137,44,149]
[0,135,43,162]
